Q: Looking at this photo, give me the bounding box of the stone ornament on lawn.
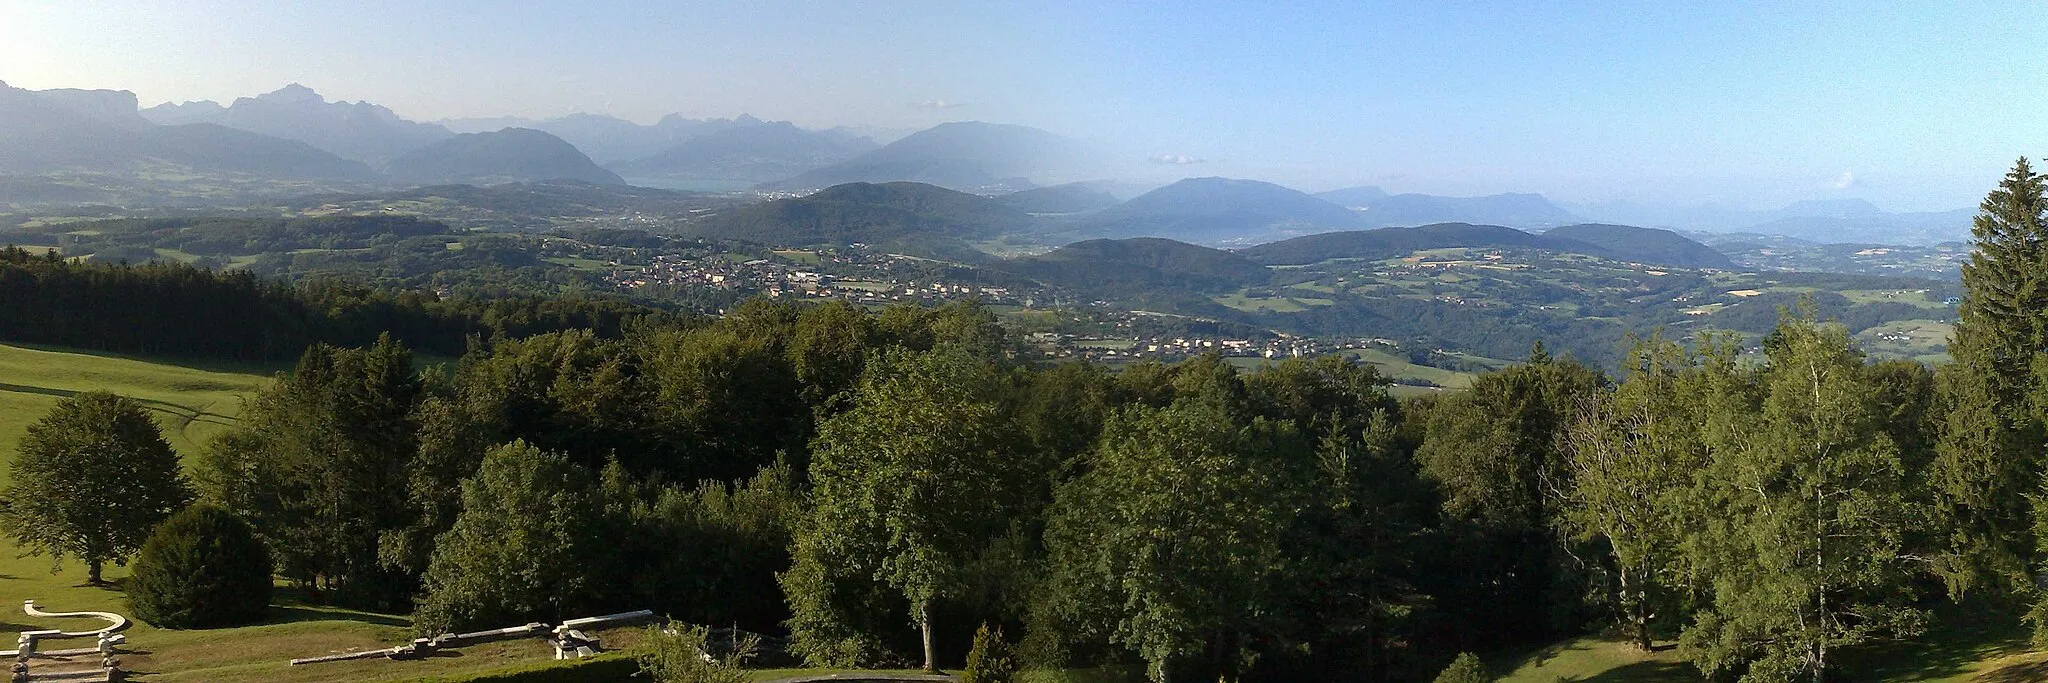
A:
[4,601,132,682]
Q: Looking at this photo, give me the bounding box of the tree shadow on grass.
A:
[0,342,284,377]
[1980,659,2048,683]
[1575,660,1693,682]
[265,605,409,629]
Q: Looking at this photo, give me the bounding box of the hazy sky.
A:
[5,1,2045,211]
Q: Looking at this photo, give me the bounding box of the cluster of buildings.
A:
[602,249,1024,306]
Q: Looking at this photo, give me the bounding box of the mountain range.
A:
[141,84,455,165]
[0,80,373,179]
[2,78,1984,248]
[1568,198,1975,245]
[676,179,1740,275]
[1318,187,1581,229]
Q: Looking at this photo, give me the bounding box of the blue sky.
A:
[5,1,2045,210]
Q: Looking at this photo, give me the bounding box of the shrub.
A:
[636,623,758,683]
[1432,652,1492,683]
[127,505,272,628]
[962,622,1018,683]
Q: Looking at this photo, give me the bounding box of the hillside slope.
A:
[384,128,625,185]
[1003,237,1271,294]
[761,121,1091,192]
[1543,223,1736,269]
[1240,223,1597,265]
[684,181,1032,262]
[1061,177,1365,244]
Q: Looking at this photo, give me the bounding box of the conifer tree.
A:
[1932,158,2048,603]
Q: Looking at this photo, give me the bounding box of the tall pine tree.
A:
[1932,158,2048,608]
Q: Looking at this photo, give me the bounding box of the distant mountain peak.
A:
[761,120,1095,193]
[254,83,325,105]
[384,127,624,185]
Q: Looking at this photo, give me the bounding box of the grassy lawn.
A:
[1341,347,1485,390]
[1495,602,2047,682]
[771,249,821,265]
[1496,636,1689,682]
[1855,319,1954,363]
[542,256,616,270]
[0,343,275,484]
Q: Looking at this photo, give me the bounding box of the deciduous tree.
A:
[0,391,192,584]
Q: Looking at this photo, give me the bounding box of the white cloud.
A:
[911,100,964,110]
[1831,171,1858,190]
[1149,153,1206,165]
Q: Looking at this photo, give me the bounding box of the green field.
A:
[1495,602,2048,682]
[1857,319,1955,364]
[0,343,274,484]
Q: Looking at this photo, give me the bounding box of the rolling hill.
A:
[994,182,1123,214]
[1058,177,1366,244]
[1240,221,1738,270]
[683,181,1033,262]
[760,121,1093,192]
[1239,222,1596,265]
[382,128,625,185]
[1542,223,1736,269]
[1003,237,1271,295]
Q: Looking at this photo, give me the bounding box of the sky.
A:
[4,1,2046,211]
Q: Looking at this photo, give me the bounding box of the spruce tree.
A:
[1954,157,2048,384]
[1932,158,2048,603]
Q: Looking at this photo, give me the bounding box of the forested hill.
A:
[759,121,1090,192]
[1239,222,1586,264]
[994,182,1123,214]
[1002,237,1272,295]
[1543,223,1736,269]
[383,128,626,186]
[684,181,1032,262]
[1059,177,1366,244]
[1237,221,1732,269]
[0,246,656,361]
